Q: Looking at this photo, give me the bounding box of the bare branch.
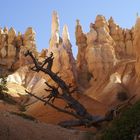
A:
[25,50,125,128]
[44,89,52,92]
[25,90,80,119]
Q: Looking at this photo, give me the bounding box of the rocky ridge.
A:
[0,12,140,138]
[2,12,139,111]
[0,26,37,74]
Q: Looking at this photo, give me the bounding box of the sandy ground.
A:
[0,111,92,140]
[26,93,108,125]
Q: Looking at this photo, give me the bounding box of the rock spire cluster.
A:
[1,12,140,106]
[47,11,77,85]
[0,26,37,73]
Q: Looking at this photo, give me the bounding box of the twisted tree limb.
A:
[24,50,135,128]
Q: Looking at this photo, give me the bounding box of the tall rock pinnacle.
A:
[51,11,59,36]
[48,12,77,86]
[62,25,70,43]
[7,27,16,59]
[50,11,60,47]
[62,25,72,50]
[134,17,140,78]
[75,20,89,87]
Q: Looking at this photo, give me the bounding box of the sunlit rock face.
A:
[1,12,140,118]
[49,11,60,48]
[7,27,16,58]
[25,13,138,122]
[134,17,140,79]
[76,15,117,90]
[0,11,78,103]
[86,15,116,84]
[0,26,38,74]
[75,20,89,87]
[108,17,134,59]
[47,11,77,86]
[75,15,138,106]
[23,27,38,56]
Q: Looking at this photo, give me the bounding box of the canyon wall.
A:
[1,12,140,108]
[0,26,38,74]
[75,15,138,106]
[47,11,77,86]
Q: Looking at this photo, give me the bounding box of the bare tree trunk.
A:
[24,51,135,128]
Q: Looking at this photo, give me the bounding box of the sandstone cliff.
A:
[0,26,38,74]
[47,11,77,86]
[75,14,137,106]
[1,12,140,135]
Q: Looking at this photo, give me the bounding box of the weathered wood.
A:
[24,50,135,128]
[25,90,80,119]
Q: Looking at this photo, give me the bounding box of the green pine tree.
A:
[0,76,8,98]
[0,75,16,104]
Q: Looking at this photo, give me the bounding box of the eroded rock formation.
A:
[108,17,134,58]
[75,15,138,106]
[47,11,77,86]
[0,26,38,74]
[76,15,118,93]
[86,15,116,84]
[134,17,140,79]
[1,12,140,131]
[75,20,89,87]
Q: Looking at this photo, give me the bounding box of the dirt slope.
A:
[0,111,91,140]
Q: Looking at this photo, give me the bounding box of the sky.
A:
[0,0,139,57]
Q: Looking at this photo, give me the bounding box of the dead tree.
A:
[24,50,134,128]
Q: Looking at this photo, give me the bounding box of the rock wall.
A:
[1,12,140,107]
[47,11,77,86]
[108,17,134,58]
[75,20,89,87]
[7,11,78,92]
[75,15,138,106]
[134,17,140,79]
[76,15,117,90]
[0,26,38,74]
